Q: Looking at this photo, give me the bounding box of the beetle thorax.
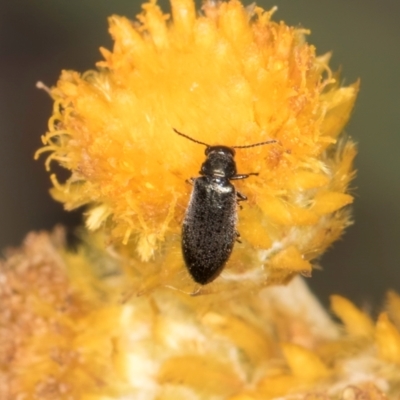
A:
[201,146,237,178]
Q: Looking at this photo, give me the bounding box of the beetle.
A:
[174,128,276,285]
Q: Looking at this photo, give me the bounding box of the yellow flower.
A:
[6,1,400,398]
[1,229,400,399]
[36,0,358,293]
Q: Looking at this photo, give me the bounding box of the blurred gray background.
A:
[0,0,399,309]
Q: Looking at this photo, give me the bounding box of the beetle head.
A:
[201,146,237,178]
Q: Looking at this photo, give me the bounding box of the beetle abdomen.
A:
[182,176,237,284]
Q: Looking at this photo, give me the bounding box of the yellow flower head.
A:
[36,0,358,293]
[2,230,400,399]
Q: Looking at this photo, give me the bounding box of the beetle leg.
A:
[185,177,195,185]
[231,172,258,180]
[235,231,242,244]
[236,191,247,209]
[236,191,247,201]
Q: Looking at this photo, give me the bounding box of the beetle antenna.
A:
[173,128,210,147]
[233,139,278,149]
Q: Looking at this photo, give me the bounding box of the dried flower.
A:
[1,229,399,399]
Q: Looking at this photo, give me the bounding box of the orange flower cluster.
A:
[36,0,358,293]
[7,0,394,398]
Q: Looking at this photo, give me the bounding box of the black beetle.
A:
[174,128,276,285]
